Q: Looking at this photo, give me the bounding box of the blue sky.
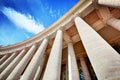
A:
[0,0,78,46]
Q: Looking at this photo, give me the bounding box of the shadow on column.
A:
[113,46,120,54]
[78,57,98,80]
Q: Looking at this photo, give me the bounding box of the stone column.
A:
[0,49,26,80]
[107,17,120,31]
[34,56,45,80]
[39,68,45,80]
[75,17,120,80]
[80,57,91,80]
[21,39,48,80]
[68,43,80,80]
[42,30,63,80]
[0,52,18,73]
[7,45,36,80]
[98,0,120,8]
[0,54,10,65]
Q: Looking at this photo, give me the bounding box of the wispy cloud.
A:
[23,32,30,39]
[1,7,45,34]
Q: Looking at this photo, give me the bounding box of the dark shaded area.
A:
[113,46,120,54]
[86,58,98,80]
[79,66,85,80]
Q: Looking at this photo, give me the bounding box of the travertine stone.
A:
[0,52,18,73]
[7,45,36,80]
[0,49,26,80]
[21,39,48,80]
[75,17,120,80]
[0,54,10,65]
[39,68,45,80]
[98,0,120,8]
[80,57,91,80]
[42,30,63,80]
[68,43,80,80]
[107,17,120,31]
[34,56,45,80]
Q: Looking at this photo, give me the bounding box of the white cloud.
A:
[1,7,45,34]
[23,32,30,39]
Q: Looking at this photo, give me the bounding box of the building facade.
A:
[0,0,120,80]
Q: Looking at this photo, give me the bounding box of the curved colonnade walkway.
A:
[0,0,120,80]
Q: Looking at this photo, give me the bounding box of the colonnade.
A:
[75,17,120,80]
[0,0,120,80]
[0,16,120,80]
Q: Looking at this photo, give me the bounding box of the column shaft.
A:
[107,17,120,31]
[0,52,18,73]
[39,68,45,80]
[75,17,120,80]
[34,56,45,80]
[42,30,63,80]
[98,0,120,8]
[0,49,26,80]
[0,54,10,65]
[80,57,91,80]
[7,45,36,80]
[68,43,80,80]
[21,39,48,80]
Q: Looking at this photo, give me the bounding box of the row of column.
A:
[0,29,82,80]
[61,57,91,80]
[60,16,120,80]
[75,17,120,80]
[0,38,48,80]
[68,43,92,80]
[0,45,36,80]
[0,16,120,80]
[0,30,64,80]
